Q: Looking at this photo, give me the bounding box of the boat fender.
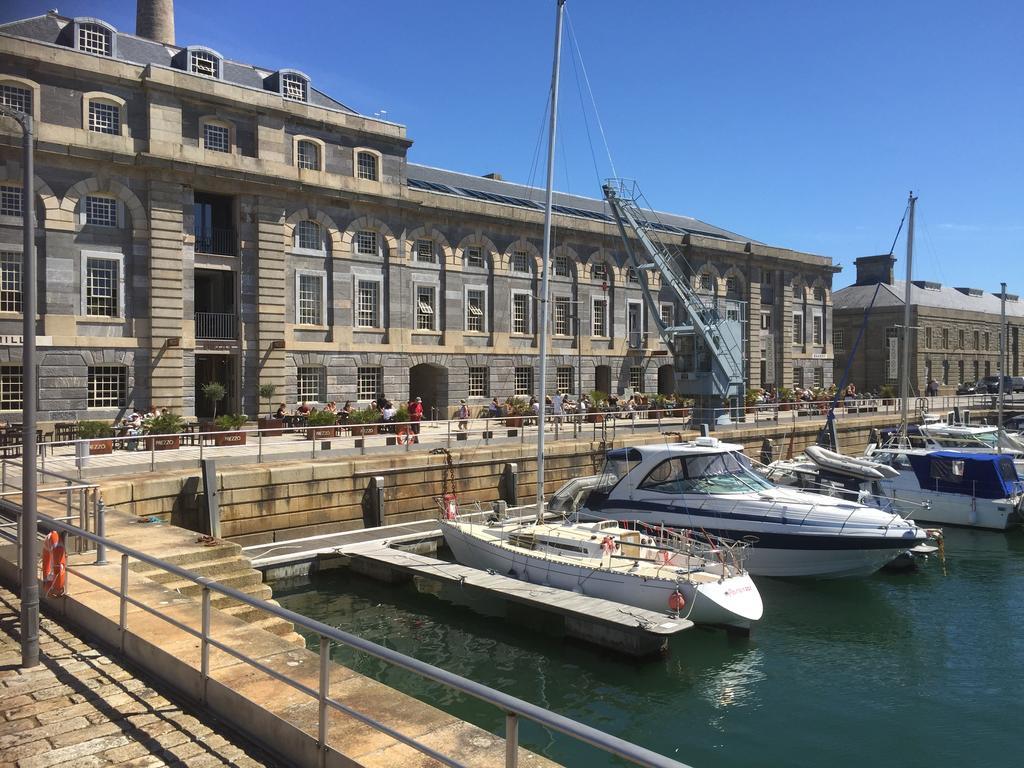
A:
[443,493,459,520]
[656,550,672,565]
[668,590,686,613]
[600,536,615,554]
[42,531,67,597]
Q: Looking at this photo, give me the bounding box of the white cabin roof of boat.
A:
[607,437,745,459]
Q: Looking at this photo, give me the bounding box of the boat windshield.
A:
[595,452,640,491]
[638,451,773,495]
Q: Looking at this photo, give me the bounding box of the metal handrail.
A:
[8,510,688,768]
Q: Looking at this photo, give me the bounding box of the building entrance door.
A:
[409,364,448,420]
[195,354,237,418]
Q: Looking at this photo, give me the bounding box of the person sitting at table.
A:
[324,401,337,415]
[125,409,144,450]
[488,397,502,418]
[275,402,288,419]
[297,401,312,415]
[380,400,396,432]
[338,401,353,424]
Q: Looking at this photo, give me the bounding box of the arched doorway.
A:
[657,364,675,396]
[409,364,449,420]
[594,364,612,397]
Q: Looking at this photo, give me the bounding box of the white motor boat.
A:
[867,448,1024,530]
[441,515,763,629]
[573,437,931,578]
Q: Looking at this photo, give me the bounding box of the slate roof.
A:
[833,280,1024,318]
[407,163,752,243]
[0,13,356,114]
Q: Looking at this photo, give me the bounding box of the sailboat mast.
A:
[899,192,916,435]
[535,0,566,520]
[998,281,1006,453]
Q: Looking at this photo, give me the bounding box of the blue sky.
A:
[6,0,1022,290]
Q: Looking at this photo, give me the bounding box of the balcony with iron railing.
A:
[195,312,238,341]
[194,228,236,256]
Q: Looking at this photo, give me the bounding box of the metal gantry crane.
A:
[603,179,746,424]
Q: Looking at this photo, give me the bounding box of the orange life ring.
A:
[601,536,615,554]
[668,590,686,613]
[396,427,413,444]
[443,493,459,520]
[42,531,67,597]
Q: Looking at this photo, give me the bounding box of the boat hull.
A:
[440,521,762,628]
[883,488,1019,530]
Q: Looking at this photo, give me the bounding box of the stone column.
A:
[147,180,186,410]
[257,197,287,399]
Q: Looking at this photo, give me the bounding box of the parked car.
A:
[979,375,1015,394]
[1004,414,1024,431]
[956,381,980,395]
[1013,376,1024,393]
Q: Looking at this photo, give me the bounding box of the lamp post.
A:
[1,104,39,668]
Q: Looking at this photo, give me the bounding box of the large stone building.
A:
[0,3,838,422]
[832,254,1023,395]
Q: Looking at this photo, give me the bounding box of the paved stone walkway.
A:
[0,586,281,768]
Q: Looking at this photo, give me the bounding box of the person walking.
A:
[552,390,564,423]
[409,396,424,435]
[456,399,470,431]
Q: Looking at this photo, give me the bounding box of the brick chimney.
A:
[136,0,174,45]
[854,254,896,286]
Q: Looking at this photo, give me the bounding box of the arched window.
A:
[356,150,379,181]
[296,139,320,171]
[86,95,124,135]
[295,220,323,251]
[553,253,571,277]
[626,266,639,284]
[698,273,714,292]
[77,22,113,56]
[592,263,608,282]
[0,81,33,116]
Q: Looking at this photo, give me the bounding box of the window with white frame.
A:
[793,367,804,388]
[87,365,126,408]
[355,280,380,327]
[0,365,23,411]
[282,73,308,102]
[356,151,379,181]
[468,366,489,397]
[295,220,322,251]
[629,366,643,391]
[553,297,571,335]
[833,328,845,350]
[0,252,21,313]
[660,303,674,327]
[85,256,120,317]
[296,272,323,325]
[466,289,485,332]
[0,186,20,217]
[792,311,804,345]
[190,50,219,78]
[78,23,112,56]
[626,266,639,284]
[203,123,230,153]
[592,263,608,282]
[760,311,771,331]
[296,140,320,170]
[556,366,573,393]
[592,297,608,337]
[512,250,531,273]
[512,292,531,334]
[812,314,823,345]
[356,230,377,256]
[357,367,381,400]
[813,367,824,389]
[414,238,435,263]
[553,253,570,277]
[465,246,484,268]
[84,196,117,227]
[296,366,325,402]
[699,273,713,291]
[415,285,436,331]
[0,85,32,115]
[514,366,533,395]
[88,100,120,135]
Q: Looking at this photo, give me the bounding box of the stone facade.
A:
[0,10,837,422]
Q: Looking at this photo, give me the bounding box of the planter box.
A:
[145,435,180,451]
[504,416,524,428]
[258,418,286,437]
[88,439,113,456]
[306,427,337,440]
[586,413,604,423]
[350,424,379,437]
[214,431,246,447]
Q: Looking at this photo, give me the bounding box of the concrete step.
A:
[157,541,242,565]
[160,569,264,597]
[219,598,284,623]
[211,583,272,606]
[132,556,253,584]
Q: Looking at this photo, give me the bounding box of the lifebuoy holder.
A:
[443,492,459,520]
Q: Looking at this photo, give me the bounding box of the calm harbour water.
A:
[274,526,1024,767]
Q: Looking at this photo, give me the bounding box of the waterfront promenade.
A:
[0,585,278,767]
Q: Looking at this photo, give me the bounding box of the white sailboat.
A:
[440,0,763,630]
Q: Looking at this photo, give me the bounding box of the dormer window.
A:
[190,49,220,79]
[78,22,112,56]
[282,73,308,102]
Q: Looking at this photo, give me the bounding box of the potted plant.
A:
[587,390,607,423]
[348,407,379,437]
[745,388,760,414]
[200,381,227,423]
[879,384,897,406]
[213,413,248,446]
[257,383,285,436]
[144,411,184,451]
[306,409,339,440]
[503,397,531,428]
[78,420,114,456]
[778,387,795,411]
